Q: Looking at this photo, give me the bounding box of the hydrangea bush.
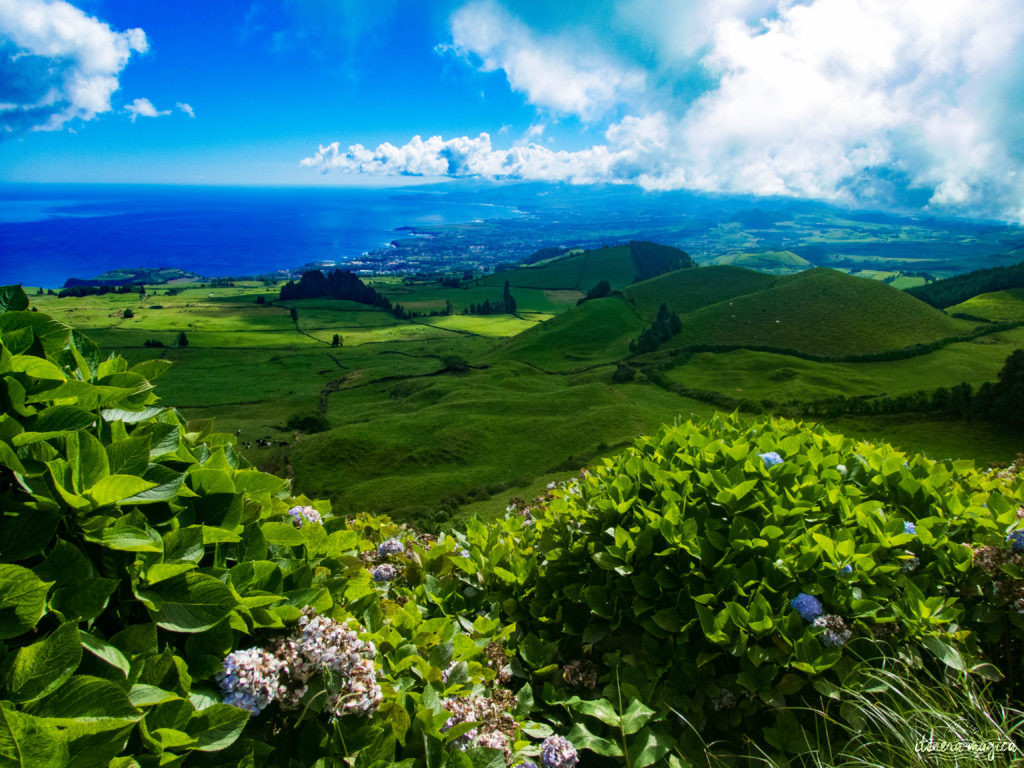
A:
[0,287,558,768]
[452,412,1024,760]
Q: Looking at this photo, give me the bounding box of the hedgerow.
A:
[2,283,1023,767]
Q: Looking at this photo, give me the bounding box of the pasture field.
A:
[24,255,1024,524]
[659,325,1024,402]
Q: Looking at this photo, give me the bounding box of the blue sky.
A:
[3,0,1024,221]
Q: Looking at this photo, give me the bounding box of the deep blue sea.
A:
[0,184,526,287]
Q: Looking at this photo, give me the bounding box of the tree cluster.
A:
[462,281,517,315]
[280,269,392,310]
[58,284,143,298]
[577,280,611,305]
[630,303,683,354]
[908,259,1024,308]
[628,241,694,282]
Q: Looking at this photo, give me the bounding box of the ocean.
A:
[0,184,526,287]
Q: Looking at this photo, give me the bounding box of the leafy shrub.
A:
[284,413,330,434]
[612,364,635,383]
[0,286,550,768]
[456,412,1024,761]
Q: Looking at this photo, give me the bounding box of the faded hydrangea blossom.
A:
[540,735,579,768]
[561,659,598,689]
[758,451,783,467]
[442,694,517,760]
[813,614,852,647]
[293,609,382,717]
[217,647,285,714]
[218,608,381,718]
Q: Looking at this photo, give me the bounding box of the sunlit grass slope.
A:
[947,288,1024,322]
[665,268,977,357]
[496,296,645,370]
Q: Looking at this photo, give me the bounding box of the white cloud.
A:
[445,0,645,121]
[177,102,195,118]
[307,0,1024,221]
[125,97,170,122]
[0,0,147,134]
[302,114,673,186]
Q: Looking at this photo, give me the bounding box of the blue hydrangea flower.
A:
[903,521,916,536]
[370,564,398,582]
[377,538,404,557]
[791,593,823,622]
[288,505,322,528]
[1006,530,1024,553]
[540,735,579,768]
[759,451,783,467]
[840,564,853,574]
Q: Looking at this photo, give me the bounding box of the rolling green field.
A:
[25,251,1024,525]
[659,325,1024,403]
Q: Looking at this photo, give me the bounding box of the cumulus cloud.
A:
[302,114,673,186]
[125,98,170,122]
[307,0,1024,221]
[444,0,645,121]
[177,102,195,118]
[0,0,147,135]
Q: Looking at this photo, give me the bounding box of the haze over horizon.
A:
[3,0,1024,222]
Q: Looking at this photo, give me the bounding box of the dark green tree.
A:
[176,331,189,348]
[331,334,342,348]
[503,281,517,314]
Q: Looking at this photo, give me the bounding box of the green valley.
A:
[25,245,1024,528]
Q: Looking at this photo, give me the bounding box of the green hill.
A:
[622,264,776,320]
[497,296,645,369]
[708,249,813,273]
[946,287,1024,322]
[664,268,977,358]
[475,241,691,292]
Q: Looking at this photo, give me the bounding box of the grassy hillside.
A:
[664,268,977,358]
[622,264,775,320]
[947,287,1024,322]
[474,245,637,291]
[496,296,645,370]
